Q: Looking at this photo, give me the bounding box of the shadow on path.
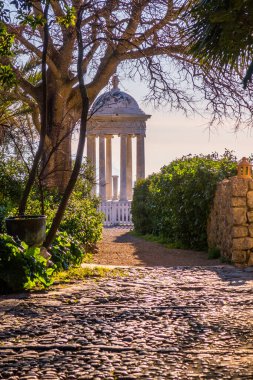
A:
[94,227,221,267]
[93,228,253,285]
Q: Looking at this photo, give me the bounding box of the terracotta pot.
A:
[5,215,46,247]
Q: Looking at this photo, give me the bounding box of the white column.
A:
[112,175,119,200]
[87,135,96,195]
[127,135,133,200]
[99,136,106,201]
[106,135,113,200]
[136,134,145,180]
[120,134,127,201]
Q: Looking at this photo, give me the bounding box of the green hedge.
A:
[132,151,237,250]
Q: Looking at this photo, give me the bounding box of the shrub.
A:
[0,154,26,232]
[0,156,103,292]
[49,231,84,271]
[132,151,237,250]
[59,194,103,249]
[0,234,54,293]
[24,162,103,252]
[131,178,154,235]
[208,247,221,259]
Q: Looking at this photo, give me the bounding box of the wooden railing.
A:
[99,201,133,226]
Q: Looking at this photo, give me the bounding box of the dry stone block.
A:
[207,176,253,265]
[248,180,253,190]
[247,252,253,266]
[232,208,247,225]
[232,226,248,238]
[232,237,253,250]
[247,212,253,223]
[247,191,253,208]
[248,226,253,237]
[232,250,247,264]
[231,197,246,207]
[231,177,249,197]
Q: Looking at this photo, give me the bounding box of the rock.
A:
[247,211,253,223]
[247,191,253,209]
[232,226,248,238]
[232,250,247,263]
[122,337,133,342]
[248,225,253,237]
[233,237,253,250]
[244,266,253,272]
[247,252,253,266]
[248,180,253,190]
[231,177,249,197]
[231,197,247,207]
[232,208,247,225]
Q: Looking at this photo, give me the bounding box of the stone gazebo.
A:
[87,76,151,225]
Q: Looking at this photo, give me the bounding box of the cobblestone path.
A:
[1,266,253,379]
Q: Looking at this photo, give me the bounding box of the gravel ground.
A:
[93,228,221,267]
[1,266,253,379]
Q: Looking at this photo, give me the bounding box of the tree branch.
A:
[11,65,41,101]
[120,44,185,59]
[7,25,60,78]
[32,2,58,59]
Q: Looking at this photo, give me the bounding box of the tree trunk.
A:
[44,4,89,248]
[40,90,74,193]
[41,122,72,193]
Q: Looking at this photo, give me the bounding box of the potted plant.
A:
[5,215,46,247]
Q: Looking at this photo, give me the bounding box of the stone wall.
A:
[208,176,253,266]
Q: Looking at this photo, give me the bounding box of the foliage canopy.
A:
[187,0,253,88]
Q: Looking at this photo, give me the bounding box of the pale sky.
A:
[84,78,253,182]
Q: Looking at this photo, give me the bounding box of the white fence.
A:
[99,201,133,226]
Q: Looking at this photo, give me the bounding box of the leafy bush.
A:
[208,247,221,259]
[0,154,26,232]
[59,194,103,249]
[0,123,104,293]
[0,155,103,292]
[132,151,237,250]
[24,162,103,252]
[24,190,103,267]
[0,234,54,293]
[49,231,84,271]
[131,177,155,235]
[0,153,26,202]
[1,157,103,254]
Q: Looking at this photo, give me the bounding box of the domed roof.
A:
[91,76,146,117]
